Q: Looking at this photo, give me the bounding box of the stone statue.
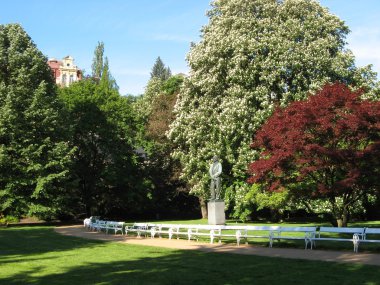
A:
[209,155,222,200]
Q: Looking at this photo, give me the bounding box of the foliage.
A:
[91,41,104,79]
[0,24,74,220]
[59,75,141,218]
[0,214,19,224]
[150,56,171,81]
[248,83,380,226]
[131,72,198,219]
[161,75,184,95]
[133,78,164,122]
[168,0,380,214]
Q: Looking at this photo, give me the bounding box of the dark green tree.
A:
[150,56,172,81]
[59,68,142,218]
[135,74,198,219]
[0,24,74,220]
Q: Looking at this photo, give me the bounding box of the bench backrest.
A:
[223,225,249,230]
[278,226,317,233]
[154,224,176,228]
[245,226,281,231]
[133,223,149,228]
[151,224,180,231]
[180,224,223,231]
[319,227,365,234]
[365,228,380,235]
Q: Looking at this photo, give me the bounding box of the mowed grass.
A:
[1,226,380,285]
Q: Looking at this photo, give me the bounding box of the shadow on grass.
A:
[1,248,380,285]
[0,226,105,258]
[1,227,380,285]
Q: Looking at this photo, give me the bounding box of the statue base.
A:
[207,200,225,225]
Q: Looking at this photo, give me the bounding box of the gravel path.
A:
[55,225,380,266]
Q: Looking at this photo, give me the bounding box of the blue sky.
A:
[0,0,379,95]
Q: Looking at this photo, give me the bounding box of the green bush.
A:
[0,215,19,225]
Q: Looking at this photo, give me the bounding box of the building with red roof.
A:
[47,56,82,87]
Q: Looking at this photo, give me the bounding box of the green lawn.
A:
[1,226,380,285]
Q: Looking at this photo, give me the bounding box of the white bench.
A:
[311,227,365,252]
[216,225,249,246]
[215,226,276,246]
[84,216,101,230]
[105,221,124,235]
[185,225,223,243]
[90,220,107,232]
[150,224,180,239]
[269,226,317,249]
[84,218,91,228]
[125,223,153,237]
[243,226,281,246]
[359,228,380,250]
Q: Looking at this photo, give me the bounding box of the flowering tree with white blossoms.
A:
[168,0,379,217]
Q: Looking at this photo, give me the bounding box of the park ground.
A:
[1,221,380,285]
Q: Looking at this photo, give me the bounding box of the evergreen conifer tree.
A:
[150,57,171,81]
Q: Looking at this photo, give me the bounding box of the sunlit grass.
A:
[1,226,379,285]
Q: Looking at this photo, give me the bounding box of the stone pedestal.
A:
[207,200,225,225]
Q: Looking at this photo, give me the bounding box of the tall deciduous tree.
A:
[0,24,73,219]
[60,42,142,218]
[59,76,140,217]
[145,75,198,218]
[248,83,380,227]
[168,0,379,217]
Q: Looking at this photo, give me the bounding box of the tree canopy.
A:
[150,56,172,81]
[59,49,140,218]
[168,0,379,216]
[0,24,73,219]
[248,83,380,226]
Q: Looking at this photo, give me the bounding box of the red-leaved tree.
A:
[248,83,380,227]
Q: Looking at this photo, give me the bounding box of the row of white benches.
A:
[83,219,380,253]
[84,218,124,235]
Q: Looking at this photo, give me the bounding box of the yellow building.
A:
[47,56,82,87]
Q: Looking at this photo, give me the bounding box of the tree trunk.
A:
[199,197,208,219]
[336,211,348,227]
[342,208,348,227]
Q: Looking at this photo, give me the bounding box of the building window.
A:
[69,75,74,84]
[62,74,67,86]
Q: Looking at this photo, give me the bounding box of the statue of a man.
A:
[209,155,222,200]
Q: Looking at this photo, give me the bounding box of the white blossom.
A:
[168,0,379,200]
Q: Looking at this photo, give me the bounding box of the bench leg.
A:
[210,230,214,244]
[236,230,241,246]
[353,234,360,253]
[305,238,309,250]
